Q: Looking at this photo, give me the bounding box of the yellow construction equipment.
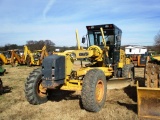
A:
[137,55,160,119]
[131,54,147,67]
[25,24,134,112]
[0,51,12,65]
[10,49,26,66]
[23,45,48,66]
[0,49,24,66]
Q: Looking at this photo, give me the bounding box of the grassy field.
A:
[0,65,144,120]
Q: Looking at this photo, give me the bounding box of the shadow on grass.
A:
[119,77,145,114]
[48,89,81,102]
[117,101,137,113]
[47,89,85,109]
[134,77,145,87]
[0,86,12,95]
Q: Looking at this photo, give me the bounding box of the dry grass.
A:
[0,65,145,120]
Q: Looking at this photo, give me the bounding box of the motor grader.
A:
[25,24,134,112]
[137,54,160,119]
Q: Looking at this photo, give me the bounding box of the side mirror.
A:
[82,37,85,44]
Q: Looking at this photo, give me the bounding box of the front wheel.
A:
[25,68,48,104]
[81,69,107,112]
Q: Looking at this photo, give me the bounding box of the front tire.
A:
[81,69,107,112]
[25,68,48,104]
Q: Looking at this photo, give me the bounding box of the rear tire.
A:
[81,69,107,112]
[25,68,48,104]
[122,64,134,80]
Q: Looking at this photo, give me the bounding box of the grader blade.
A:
[137,82,160,119]
[107,78,131,89]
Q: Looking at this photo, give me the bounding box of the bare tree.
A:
[154,30,160,53]
[26,40,55,52]
[45,40,55,52]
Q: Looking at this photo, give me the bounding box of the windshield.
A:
[88,31,114,46]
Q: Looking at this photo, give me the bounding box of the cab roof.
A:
[86,24,122,33]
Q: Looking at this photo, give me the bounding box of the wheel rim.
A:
[95,79,104,103]
[37,80,47,97]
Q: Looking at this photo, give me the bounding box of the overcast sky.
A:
[0,0,160,47]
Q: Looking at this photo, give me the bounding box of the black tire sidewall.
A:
[34,73,47,102]
[25,69,47,104]
[81,69,107,112]
[122,64,134,80]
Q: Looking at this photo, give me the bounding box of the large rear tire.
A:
[25,68,48,104]
[81,69,107,112]
[122,64,134,80]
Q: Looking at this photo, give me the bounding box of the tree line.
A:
[154,30,160,53]
[0,40,77,52]
[0,30,160,53]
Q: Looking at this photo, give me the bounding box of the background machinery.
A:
[137,54,160,119]
[10,49,25,66]
[25,24,134,112]
[24,45,48,66]
[0,62,6,95]
[0,51,12,65]
[131,54,147,67]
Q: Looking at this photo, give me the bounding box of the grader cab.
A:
[25,24,134,112]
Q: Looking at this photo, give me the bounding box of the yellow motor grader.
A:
[25,24,134,112]
[137,55,160,119]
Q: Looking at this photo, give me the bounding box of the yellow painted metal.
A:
[23,45,49,66]
[65,54,74,76]
[76,29,81,50]
[61,76,82,91]
[125,58,131,64]
[87,45,103,61]
[137,82,160,119]
[118,49,131,68]
[24,46,32,60]
[71,50,94,59]
[60,66,113,91]
[100,27,106,47]
[152,55,160,61]
[0,53,9,64]
[76,67,113,77]
[118,62,123,68]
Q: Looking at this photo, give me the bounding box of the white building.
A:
[125,46,147,55]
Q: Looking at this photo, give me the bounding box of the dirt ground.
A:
[0,65,144,120]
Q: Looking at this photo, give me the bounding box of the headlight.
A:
[70,52,76,59]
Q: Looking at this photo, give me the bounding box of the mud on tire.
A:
[81,69,107,112]
[25,68,48,104]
